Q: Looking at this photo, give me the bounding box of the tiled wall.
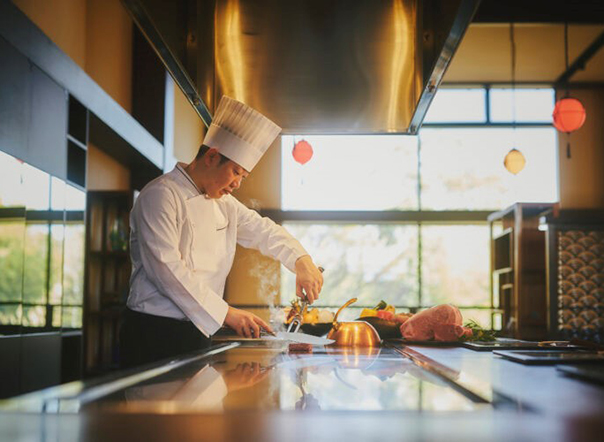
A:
[557,230,604,343]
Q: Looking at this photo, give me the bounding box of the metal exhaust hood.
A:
[123,0,480,135]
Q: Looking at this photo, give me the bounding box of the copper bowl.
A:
[327,298,381,347]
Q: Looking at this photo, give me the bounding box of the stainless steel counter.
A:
[0,341,603,441]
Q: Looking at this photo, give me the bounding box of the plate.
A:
[297,322,333,336]
[356,317,401,339]
[493,350,604,364]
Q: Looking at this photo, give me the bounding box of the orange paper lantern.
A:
[292,140,313,165]
[552,98,586,133]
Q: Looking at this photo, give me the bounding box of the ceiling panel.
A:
[444,24,604,83]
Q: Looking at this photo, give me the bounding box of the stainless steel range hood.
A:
[123,0,480,134]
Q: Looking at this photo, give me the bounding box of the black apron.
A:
[119,308,212,369]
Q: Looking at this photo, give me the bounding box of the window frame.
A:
[268,84,557,330]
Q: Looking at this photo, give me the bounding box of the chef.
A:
[120,96,324,368]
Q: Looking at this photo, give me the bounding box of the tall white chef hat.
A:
[202,96,282,171]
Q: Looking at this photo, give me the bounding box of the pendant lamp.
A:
[553,23,587,158]
[504,148,526,175]
[504,23,526,175]
[292,139,313,165]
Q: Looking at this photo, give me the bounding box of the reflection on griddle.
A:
[87,347,476,413]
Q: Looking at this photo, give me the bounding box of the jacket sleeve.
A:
[132,185,228,337]
[232,197,308,272]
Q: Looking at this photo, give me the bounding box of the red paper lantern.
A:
[552,98,586,133]
[292,140,313,165]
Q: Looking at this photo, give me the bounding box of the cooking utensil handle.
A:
[333,298,357,324]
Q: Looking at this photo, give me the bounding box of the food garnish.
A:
[459,319,497,342]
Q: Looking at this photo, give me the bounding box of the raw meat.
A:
[400,304,472,341]
[288,343,313,353]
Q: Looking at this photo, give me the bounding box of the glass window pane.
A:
[50,177,66,211]
[52,305,62,328]
[421,225,490,308]
[0,150,25,208]
[0,305,22,326]
[490,88,555,122]
[65,184,86,211]
[63,223,85,305]
[281,135,418,210]
[22,223,49,304]
[423,89,486,123]
[49,223,65,305]
[0,221,26,303]
[280,223,419,318]
[61,306,82,328]
[22,305,46,327]
[22,163,50,210]
[419,128,558,210]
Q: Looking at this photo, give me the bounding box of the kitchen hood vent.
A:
[123,0,480,134]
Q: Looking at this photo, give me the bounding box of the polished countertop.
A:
[1,340,603,441]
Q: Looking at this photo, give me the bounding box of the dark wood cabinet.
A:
[0,38,69,181]
[0,36,32,165]
[489,203,555,340]
[84,191,135,375]
[29,66,68,179]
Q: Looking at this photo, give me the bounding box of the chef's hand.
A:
[294,255,323,304]
[224,307,274,338]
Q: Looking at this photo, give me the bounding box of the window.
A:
[423,88,487,123]
[420,127,558,210]
[0,150,85,333]
[278,86,558,329]
[282,135,418,211]
[489,88,555,123]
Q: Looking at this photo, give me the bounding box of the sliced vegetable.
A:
[360,308,379,318]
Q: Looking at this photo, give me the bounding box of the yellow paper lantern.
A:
[504,148,526,175]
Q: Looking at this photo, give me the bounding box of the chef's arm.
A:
[233,199,323,303]
[133,186,228,337]
[294,255,324,303]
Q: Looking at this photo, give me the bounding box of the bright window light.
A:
[490,88,555,122]
[423,88,486,123]
[281,135,418,211]
[419,127,558,210]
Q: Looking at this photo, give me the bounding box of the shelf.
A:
[67,140,86,188]
[67,133,86,150]
[493,227,513,241]
[84,190,134,375]
[489,203,552,341]
[68,95,88,145]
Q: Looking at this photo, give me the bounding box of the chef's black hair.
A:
[196,144,230,164]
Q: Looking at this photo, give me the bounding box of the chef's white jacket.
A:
[127,163,308,337]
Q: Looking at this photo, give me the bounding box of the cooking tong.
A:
[287,266,324,333]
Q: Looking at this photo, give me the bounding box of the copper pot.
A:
[327,298,381,347]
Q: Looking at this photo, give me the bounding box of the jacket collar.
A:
[171,163,208,199]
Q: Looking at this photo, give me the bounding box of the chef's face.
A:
[205,156,249,199]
